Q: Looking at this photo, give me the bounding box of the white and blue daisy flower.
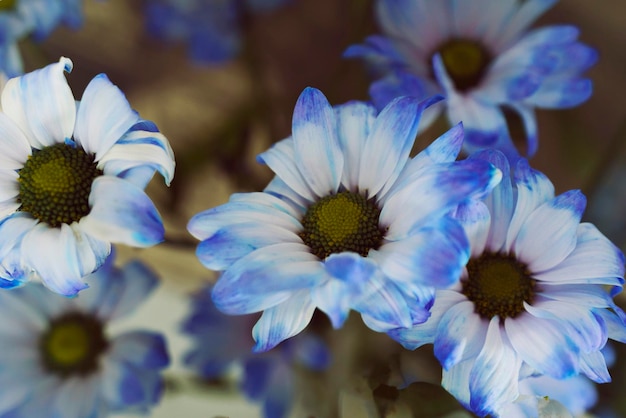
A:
[345,0,597,161]
[0,0,85,76]
[0,252,169,418]
[187,87,501,352]
[0,57,175,296]
[182,285,331,418]
[144,0,291,64]
[389,150,626,417]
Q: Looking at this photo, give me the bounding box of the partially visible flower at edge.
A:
[0,251,169,417]
[187,86,501,352]
[389,150,626,417]
[182,284,330,418]
[345,0,597,162]
[0,57,175,296]
[143,0,292,65]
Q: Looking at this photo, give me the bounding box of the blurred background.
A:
[21,0,626,416]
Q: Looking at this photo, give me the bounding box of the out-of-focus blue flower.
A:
[0,0,85,76]
[182,285,330,418]
[389,150,626,417]
[0,57,175,296]
[143,0,291,64]
[187,87,501,352]
[345,0,597,162]
[0,252,169,417]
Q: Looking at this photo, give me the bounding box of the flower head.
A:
[345,0,597,161]
[389,150,626,416]
[0,57,175,295]
[0,253,170,417]
[182,285,331,418]
[187,87,501,351]
[144,0,291,64]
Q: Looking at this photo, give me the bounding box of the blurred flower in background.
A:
[181,285,331,418]
[345,0,597,162]
[0,0,85,76]
[0,252,169,417]
[0,57,175,296]
[143,0,292,64]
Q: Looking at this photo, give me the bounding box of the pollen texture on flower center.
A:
[299,191,385,260]
[436,39,490,92]
[0,0,16,11]
[18,143,102,227]
[39,312,108,377]
[462,252,536,319]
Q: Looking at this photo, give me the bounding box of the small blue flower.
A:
[182,285,330,418]
[188,87,501,351]
[0,252,169,417]
[345,0,597,161]
[389,150,626,417]
[0,0,85,76]
[0,57,175,296]
[143,0,292,64]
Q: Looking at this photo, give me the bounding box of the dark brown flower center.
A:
[462,253,536,319]
[435,39,491,92]
[299,191,385,260]
[18,143,102,227]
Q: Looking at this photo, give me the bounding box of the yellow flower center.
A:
[0,0,16,11]
[40,312,108,377]
[18,143,102,227]
[437,39,490,92]
[462,253,536,319]
[299,191,385,260]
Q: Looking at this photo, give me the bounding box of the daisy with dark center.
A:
[389,150,626,417]
[188,87,501,352]
[0,253,169,417]
[0,57,175,295]
[345,0,597,161]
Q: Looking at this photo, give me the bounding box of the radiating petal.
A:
[514,190,586,272]
[292,87,343,197]
[469,318,521,417]
[110,331,169,369]
[74,74,139,159]
[505,312,579,379]
[212,243,322,314]
[1,57,75,149]
[21,223,88,296]
[252,290,315,352]
[451,199,491,258]
[435,301,488,370]
[0,113,31,169]
[579,350,610,384]
[80,176,164,247]
[98,120,175,187]
[493,0,558,49]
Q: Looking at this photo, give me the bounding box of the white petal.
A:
[74,73,139,159]
[1,57,75,149]
[0,112,31,169]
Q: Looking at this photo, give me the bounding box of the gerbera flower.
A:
[143,0,292,64]
[182,285,331,418]
[345,0,597,161]
[0,253,170,417]
[187,87,501,352]
[0,0,84,76]
[0,57,175,295]
[389,150,626,417]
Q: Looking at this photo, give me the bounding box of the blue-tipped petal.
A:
[74,74,139,160]
[291,87,343,198]
[110,331,170,369]
[579,350,610,384]
[528,77,593,108]
[469,318,521,417]
[252,290,315,352]
[1,57,75,149]
[514,189,586,272]
[81,176,165,247]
